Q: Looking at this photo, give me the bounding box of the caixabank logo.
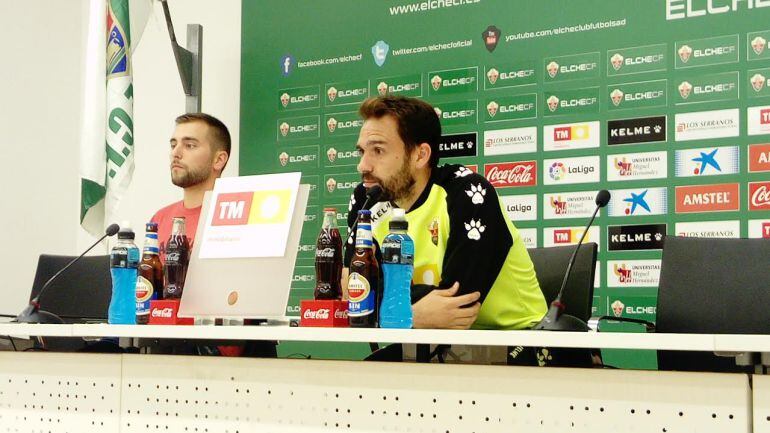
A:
[484,61,536,89]
[675,35,739,69]
[211,190,293,226]
[675,183,740,213]
[674,146,739,177]
[607,116,666,145]
[607,187,668,217]
[500,194,537,221]
[748,105,770,136]
[544,121,599,151]
[607,43,667,76]
[543,156,600,185]
[607,260,661,288]
[675,220,740,238]
[543,191,597,219]
[607,151,667,182]
[484,161,537,188]
[483,126,537,156]
[277,85,320,111]
[608,224,666,251]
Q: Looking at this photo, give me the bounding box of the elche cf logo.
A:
[279,152,289,166]
[547,95,560,112]
[279,122,290,137]
[326,177,337,193]
[678,45,693,63]
[610,89,624,106]
[752,73,766,92]
[487,68,499,85]
[377,81,388,96]
[610,53,624,71]
[434,107,443,117]
[327,147,337,163]
[678,81,693,99]
[546,61,559,78]
[611,300,625,317]
[327,117,338,133]
[487,101,499,117]
[327,87,338,102]
[431,75,442,91]
[752,36,767,55]
[280,93,290,107]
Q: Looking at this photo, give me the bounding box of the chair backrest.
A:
[656,236,770,371]
[527,243,597,322]
[30,254,112,322]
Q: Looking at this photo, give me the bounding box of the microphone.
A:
[534,190,610,332]
[16,223,121,324]
[346,185,383,246]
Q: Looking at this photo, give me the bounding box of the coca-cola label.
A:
[152,308,173,318]
[750,182,770,211]
[484,161,537,188]
[303,308,330,320]
[315,247,336,258]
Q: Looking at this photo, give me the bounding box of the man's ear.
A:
[213,150,229,173]
[414,142,432,169]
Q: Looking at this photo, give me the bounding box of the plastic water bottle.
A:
[109,226,140,324]
[380,208,414,328]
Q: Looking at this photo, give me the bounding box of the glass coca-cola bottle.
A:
[314,207,343,300]
[163,217,190,299]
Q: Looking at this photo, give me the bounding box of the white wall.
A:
[0,0,241,315]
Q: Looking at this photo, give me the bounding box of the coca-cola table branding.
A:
[299,300,349,327]
[484,161,537,187]
[148,300,194,325]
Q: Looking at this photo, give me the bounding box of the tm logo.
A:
[280,55,294,76]
[372,40,390,67]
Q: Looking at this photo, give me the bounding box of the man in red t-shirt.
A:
[151,113,230,262]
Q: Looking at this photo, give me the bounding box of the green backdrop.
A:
[240,0,770,365]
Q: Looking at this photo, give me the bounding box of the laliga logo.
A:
[547,95,560,112]
[610,53,624,71]
[678,81,693,99]
[279,152,289,166]
[327,87,338,102]
[327,147,337,162]
[614,157,632,176]
[752,73,766,92]
[431,75,442,91]
[279,122,290,137]
[280,93,290,107]
[326,177,337,193]
[377,81,388,96]
[753,36,767,56]
[487,68,499,84]
[550,196,567,214]
[327,117,338,133]
[548,162,565,180]
[487,101,499,117]
[678,45,693,63]
[611,300,625,317]
[610,89,624,106]
[613,263,632,283]
[546,61,559,78]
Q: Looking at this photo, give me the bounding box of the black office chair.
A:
[28,254,113,351]
[528,242,598,322]
[654,236,770,372]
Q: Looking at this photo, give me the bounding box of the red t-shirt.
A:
[151,201,244,357]
[150,201,202,264]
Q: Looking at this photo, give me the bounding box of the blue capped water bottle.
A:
[109,226,140,324]
[380,208,414,328]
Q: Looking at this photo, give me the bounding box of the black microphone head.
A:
[105,223,120,236]
[595,190,611,208]
[365,185,383,201]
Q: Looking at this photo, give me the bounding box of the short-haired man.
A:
[151,113,230,259]
[344,96,546,330]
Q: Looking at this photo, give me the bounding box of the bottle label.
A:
[347,272,374,316]
[382,236,415,265]
[355,223,373,248]
[136,276,153,314]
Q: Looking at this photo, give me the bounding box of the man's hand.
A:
[412,282,481,329]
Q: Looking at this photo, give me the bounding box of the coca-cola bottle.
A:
[314,207,343,299]
[163,217,190,299]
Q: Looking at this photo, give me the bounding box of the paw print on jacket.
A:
[464,219,486,240]
[455,166,473,178]
[465,184,486,204]
[536,348,553,367]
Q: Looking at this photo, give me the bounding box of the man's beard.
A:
[378,158,415,202]
[171,165,210,188]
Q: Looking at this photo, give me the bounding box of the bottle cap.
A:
[146,222,158,232]
[118,227,135,240]
[323,207,337,213]
[389,208,408,231]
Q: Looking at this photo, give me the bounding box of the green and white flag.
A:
[80,0,150,236]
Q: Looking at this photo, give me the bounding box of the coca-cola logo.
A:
[483,161,537,187]
[315,247,335,258]
[750,183,770,210]
[152,308,173,318]
[334,308,347,319]
[303,308,330,320]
